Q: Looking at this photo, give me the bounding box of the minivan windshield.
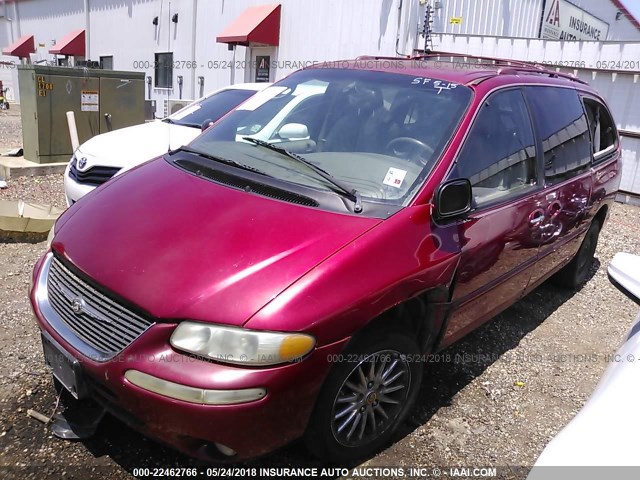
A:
[190,68,472,206]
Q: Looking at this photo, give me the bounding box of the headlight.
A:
[170,321,315,366]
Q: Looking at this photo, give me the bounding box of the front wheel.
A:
[305,331,422,462]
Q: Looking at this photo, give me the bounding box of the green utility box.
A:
[18,65,145,164]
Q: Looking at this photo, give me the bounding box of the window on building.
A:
[452,88,537,207]
[100,56,113,70]
[525,86,591,185]
[155,52,173,89]
[583,98,617,162]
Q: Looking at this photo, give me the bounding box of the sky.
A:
[619,0,640,24]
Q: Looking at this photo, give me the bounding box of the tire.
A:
[305,331,423,463]
[553,219,601,289]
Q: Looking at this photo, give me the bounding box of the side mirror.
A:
[434,178,472,220]
[608,252,640,305]
[278,123,309,141]
[201,118,214,132]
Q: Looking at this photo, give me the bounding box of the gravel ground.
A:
[0,109,22,151]
[1,115,640,478]
[0,173,66,210]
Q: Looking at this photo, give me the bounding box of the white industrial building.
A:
[1,0,638,105]
[0,0,639,198]
[433,0,640,39]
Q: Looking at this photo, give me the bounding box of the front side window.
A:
[188,69,472,208]
[525,86,591,185]
[155,52,173,89]
[451,88,537,208]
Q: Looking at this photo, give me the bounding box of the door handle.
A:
[529,209,545,227]
[104,113,113,132]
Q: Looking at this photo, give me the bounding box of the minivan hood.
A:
[53,159,380,326]
[77,121,199,171]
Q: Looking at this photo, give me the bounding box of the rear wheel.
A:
[553,220,601,288]
[305,331,422,462]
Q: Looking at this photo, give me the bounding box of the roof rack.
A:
[356,53,541,69]
[354,53,588,85]
[354,55,411,61]
[496,66,589,85]
[413,51,588,85]
[412,51,544,69]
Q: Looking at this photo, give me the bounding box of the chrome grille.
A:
[47,257,153,357]
[69,157,120,186]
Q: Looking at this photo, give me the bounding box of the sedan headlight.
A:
[170,321,316,366]
[46,223,56,248]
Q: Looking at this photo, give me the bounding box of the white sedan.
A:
[64,83,269,206]
[528,252,640,477]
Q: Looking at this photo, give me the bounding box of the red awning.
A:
[2,35,36,58]
[49,29,85,56]
[216,4,281,46]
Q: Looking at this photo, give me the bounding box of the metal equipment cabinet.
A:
[18,65,145,164]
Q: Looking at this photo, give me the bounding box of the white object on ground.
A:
[27,409,50,424]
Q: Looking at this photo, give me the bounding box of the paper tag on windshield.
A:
[383,167,407,188]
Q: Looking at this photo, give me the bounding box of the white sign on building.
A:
[541,0,609,41]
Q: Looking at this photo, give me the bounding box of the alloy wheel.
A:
[330,350,411,447]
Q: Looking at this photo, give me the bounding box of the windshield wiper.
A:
[163,118,201,129]
[169,145,271,177]
[242,137,363,213]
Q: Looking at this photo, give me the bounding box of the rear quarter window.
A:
[582,97,618,164]
[524,86,591,185]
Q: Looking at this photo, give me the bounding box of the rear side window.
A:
[583,98,617,162]
[452,88,537,207]
[525,86,591,185]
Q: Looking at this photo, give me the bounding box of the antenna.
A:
[167,0,171,153]
[422,3,434,53]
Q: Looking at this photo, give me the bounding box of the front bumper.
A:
[30,252,348,460]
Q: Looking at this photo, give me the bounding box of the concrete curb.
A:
[0,157,67,180]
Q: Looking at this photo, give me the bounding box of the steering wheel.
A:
[385,137,434,166]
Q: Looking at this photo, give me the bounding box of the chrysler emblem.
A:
[78,157,87,169]
[71,297,84,314]
[58,285,113,325]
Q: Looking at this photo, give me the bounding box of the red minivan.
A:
[30,55,621,462]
